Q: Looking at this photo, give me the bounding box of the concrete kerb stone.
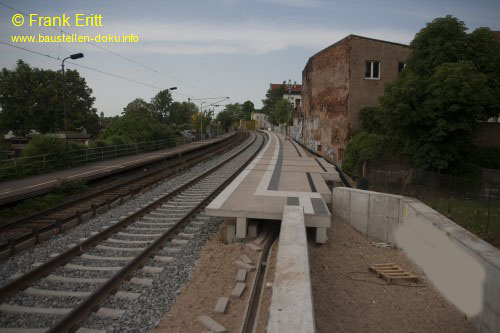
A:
[246,242,262,252]
[236,269,247,282]
[234,260,255,272]
[240,253,253,265]
[214,297,229,315]
[230,282,246,300]
[197,315,228,333]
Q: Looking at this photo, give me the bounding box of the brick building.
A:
[296,35,411,165]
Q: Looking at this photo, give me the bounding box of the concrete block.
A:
[236,217,247,239]
[246,243,262,252]
[234,260,255,272]
[226,219,236,244]
[214,297,229,315]
[240,253,253,265]
[349,191,369,234]
[387,217,399,245]
[236,269,247,282]
[248,222,258,238]
[315,227,327,244]
[367,194,388,241]
[230,282,246,299]
[197,315,227,333]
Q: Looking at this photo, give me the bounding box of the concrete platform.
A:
[0,133,235,205]
[205,131,339,242]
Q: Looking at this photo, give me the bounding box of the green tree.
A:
[216,110,236,131]
[362,16,500,173]
[0,60,99,136]
[191,110,213,135]
[225,103,243,120]
[242,100,255,120]
[168,101,197,127]
[467,27,500,116]
[150,89,173,121]
[268,99,293,126]
[261,85,284,115]
[101,98,175,143]
[407,15,468,76]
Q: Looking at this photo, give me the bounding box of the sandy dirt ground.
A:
[254,239,278,332]
[153,221,262,332]
[308,217,477,333]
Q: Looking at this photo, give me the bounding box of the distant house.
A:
[3,131,91,157]
[251,112,271,130]
[297,34,411,165]
[270,81,302,109]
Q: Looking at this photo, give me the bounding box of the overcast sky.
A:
[1,0,499,116]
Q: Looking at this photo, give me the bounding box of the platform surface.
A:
[0,133,235,205]
[206,131,339,227]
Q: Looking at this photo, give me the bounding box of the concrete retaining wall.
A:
[332,187,500,332]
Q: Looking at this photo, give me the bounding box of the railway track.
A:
[0,131,265,332]
[0,132,246,260]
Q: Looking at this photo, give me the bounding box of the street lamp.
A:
[168,87,177,91]
[62,53,84,159]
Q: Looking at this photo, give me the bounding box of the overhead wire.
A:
[0,0,225,98]
[0,41,194,98]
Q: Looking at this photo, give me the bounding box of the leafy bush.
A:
[21,135,66,158]
[342,132,395,174]
[90,139,108,148]
[0,179,86,217]
[105,135,126,146]
[472,146,500,169]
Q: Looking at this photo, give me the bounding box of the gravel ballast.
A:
[0,132,264,331]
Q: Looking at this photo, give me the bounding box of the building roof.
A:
[270,83,302,94]
[307,34,409,64]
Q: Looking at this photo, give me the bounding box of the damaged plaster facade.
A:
[294,35,411,165]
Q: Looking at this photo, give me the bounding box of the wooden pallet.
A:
[369,263,419,284]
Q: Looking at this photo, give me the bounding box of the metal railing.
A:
[0,132,226,181]
[362,168,500,246]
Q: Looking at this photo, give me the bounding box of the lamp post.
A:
[62,53,84,160]
[200,101,206,140]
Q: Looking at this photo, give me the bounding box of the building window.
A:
[295,99,301,108]
[365,61,380,79]
[398,62,406,72]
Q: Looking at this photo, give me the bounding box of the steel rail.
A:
[0,133,245,258]
[48,131,265,332]
[0,133,240,231]
[0,132,258,308]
